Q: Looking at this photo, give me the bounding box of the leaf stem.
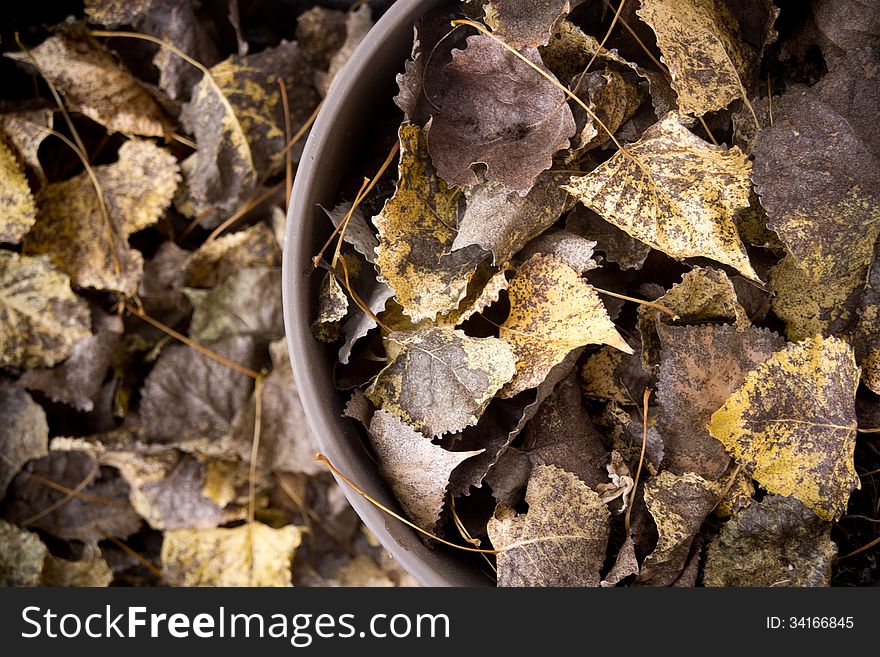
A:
[624,387,651,535]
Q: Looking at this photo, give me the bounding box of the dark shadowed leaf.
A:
[0,386,48,498]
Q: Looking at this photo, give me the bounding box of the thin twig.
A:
[591,285,678,319]
[277,79,293,211]
[205,182,283,242]
[98,529,164,580]
[247,374,264,586]
[21,461,100,526]
[625,388,651,535]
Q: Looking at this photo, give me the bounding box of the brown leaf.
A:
[185,266,283,344]
[567,205,652,271]
[366,327,516,438]
[500,253,630,397]
[3,450,143,542]
[484,0,572,48]
[708,336,860,521]
[0,386,48,498]
[7,28,169,136]
[0,251,91,370]
[161,523,301,586]
[296,7,348,71]
[230,340,321,476]
[0,110,54,184]
[564,113,757,280]
[636,0,756,116]
[581,341,653,406]
[755,85,880,340]
[637,471,718,586]
[41,543,113,587]
[368,410,482,531]
[184,222,280,288]
[180,41,318,218]
[704,495,836,587]
[139,336,258,444]
[312,271,348,342]
[601,536,639,587]
[316,5,373,95]
[518,228,598,276]
[19,308,124,413]
[488,464,610,586]
[426,34,575,194]
[656,324,784,479]
[0,139,36,244]
[24,139,180,295]
[452,171,571,266]
[0,520,46,586]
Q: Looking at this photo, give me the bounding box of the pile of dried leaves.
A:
[0,0,418,587]
[316,0,880,586]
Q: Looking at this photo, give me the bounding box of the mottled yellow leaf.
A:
[23,139,179,295]
[7,28,168,136]
[373,123,483,322]
[500,253,631,397]
[0,140,36,244]
[0,251,91,369]
[41,543,113,587]
[564,113,757,279]
[367,326,516,437]
[184,222,280,288]
[161,523,301,587]
[0,110,53,184]
[488,464,610,587]
[709,336,860,520]
[637,0,756,117]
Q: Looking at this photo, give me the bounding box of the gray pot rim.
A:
[282,0,488,586]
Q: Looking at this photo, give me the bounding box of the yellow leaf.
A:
[373,123,483,322]
[0,140,36,244]
[161,523,302,587]
[708,336,860,520]
[500,253,631,397]
[637,0,755,117]
[564,113,757,279]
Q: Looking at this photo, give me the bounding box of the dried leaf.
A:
[367,327,516,437]
[368,410,482,531]
[296,7,348,71]
[0,386,48,498]
[581,342,652,406]
[184,222,280,288]
[323,202,379,265]
[638,471,718,586]
[41,543,113,587]
[484,0,571,48]
[518,229,598,276]
[636,0,756,116]
[180,41,318,217]
[426,34,575,194]
[139,336,258,443]
[161,523,301,586]
[0,110,54,184]
[564,113,757,279]
[0,139,36,244]
[329,554,397,588]
[312,271,348,342]
[567,206,652,271]
[500,253,631,397]
[601,536,639,586]
[488,464,610,586]
[185,266,283,344]
[3,451,143,542]
[317,5,373,95]
[0,251,91,369]
[754,86,880,340]
[19,308,123,412]
[704,496,836,587]
[373,123,483,322]
[0,520,46,586]
[230,340,321,476]
[708,336,860,521]
[7,28,168,136]
[24,139,180,295]
[656,324,784,479]
[339,282,395,365]
[452,171,570,266]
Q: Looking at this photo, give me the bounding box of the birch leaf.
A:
[161,523,301,586]
[488,464,610,587]
[484,0,572,48]
[564,113,757,279]
[638,471,718,586]
[373,123,484,322]
[368,410,483,531]
[366,327,517,438]
[0,110,54,184]
[0,252,91,370]
[708,336,860,521]
[23,139,180,295]
[657,325,783,479]
[6,28,169,136]
[704,495,836,587]
[0,386,48,498]
[0,140,36,244]
[41,543,113,587]
[636,0,756,117]
[184,222,280,288]
[500,253,631,397]
[426,34,575,194]
[452,171,570,265]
